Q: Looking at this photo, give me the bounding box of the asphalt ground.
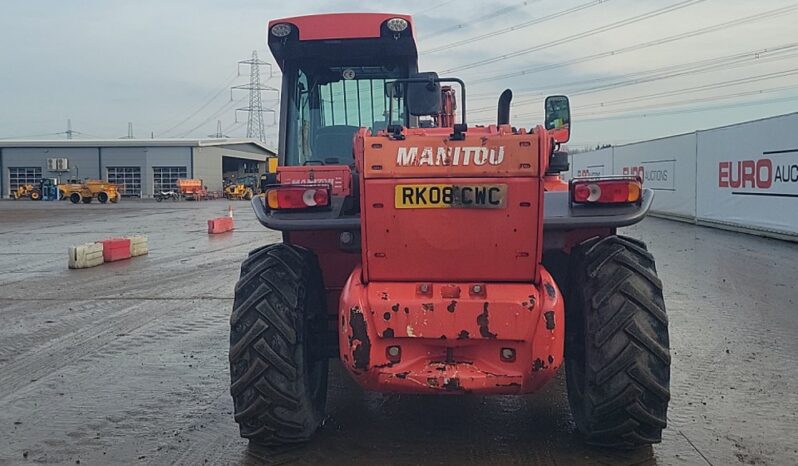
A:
[0,199,796,465]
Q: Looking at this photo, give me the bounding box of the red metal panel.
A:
[362,126,540,179]
[99,238,131,262]
[270,13,414,41]
[363,177,540,282]
[339,266,564,394]
[285,231,361,317]
[207,217,234,234]
[277,166,352,196]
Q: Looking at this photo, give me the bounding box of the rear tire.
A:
[565,235,670,449]
[97,192,109,203]
[229,244,328,446]
[69,192,82,204]
[30,190,41,200]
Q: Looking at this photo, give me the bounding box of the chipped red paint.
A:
[339,266,564,394]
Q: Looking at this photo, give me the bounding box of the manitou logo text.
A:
[396,146,505,167]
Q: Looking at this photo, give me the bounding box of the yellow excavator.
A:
[58,179,121,204]
[223,184,254,200]
[12,184,42,200]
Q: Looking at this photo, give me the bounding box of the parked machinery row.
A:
[11,178,120,204]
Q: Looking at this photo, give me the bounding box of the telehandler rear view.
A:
[229,13,670,449]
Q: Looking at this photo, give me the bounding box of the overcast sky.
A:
[1,0,796,149]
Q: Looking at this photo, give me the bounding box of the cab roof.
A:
[268,13,414,41]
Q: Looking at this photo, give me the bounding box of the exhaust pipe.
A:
[497,89,512,125]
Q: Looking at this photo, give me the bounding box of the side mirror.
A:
[544,95,571,143]
[406,72,442,116]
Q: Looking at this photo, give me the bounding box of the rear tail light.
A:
[265,186,330,210]
[570,177,642,205]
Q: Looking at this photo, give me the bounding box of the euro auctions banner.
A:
[612,133,697,219]
[696,113,798,235]
[569,147,613,179]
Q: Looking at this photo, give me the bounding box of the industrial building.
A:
[0,139,275,198]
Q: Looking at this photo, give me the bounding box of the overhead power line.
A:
[158,73,239,137]
[443,0,706,73]
[577,93,798,123]
[413,0,457,16]
[511,81,798,120]
[575,68,798,111]
[418,0,543,40]
[470,3,798,84]
[178,95,245,138]
[467,42,798,113]
[573,83,798,117]
[422,0,609,55]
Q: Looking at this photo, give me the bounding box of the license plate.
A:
[394,184,507,209]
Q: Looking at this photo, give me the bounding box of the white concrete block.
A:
[128,235,149,257]
[68,242,104,269]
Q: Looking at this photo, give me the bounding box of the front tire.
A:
[229,244,328,446]
[565,235,670,449]
[69,193,82,204]
[97,192,109,203]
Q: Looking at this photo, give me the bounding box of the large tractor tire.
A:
[30,190,41,201]
[97,192,109,204]
[565,235,670,449]
[229,244,329,446]
[69,192,82,204]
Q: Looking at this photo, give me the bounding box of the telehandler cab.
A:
[230,13,670,449]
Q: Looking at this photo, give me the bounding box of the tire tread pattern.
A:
[566,235,670,449]
[229,243,327,446]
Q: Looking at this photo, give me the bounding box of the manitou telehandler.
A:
[229,13,670,449]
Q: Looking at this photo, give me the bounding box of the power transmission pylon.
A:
[231,51,277,142]
[208,120,228,138]
[65,119,76,139]
[121,122,134,139]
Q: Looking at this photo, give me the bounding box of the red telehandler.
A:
[229,13,669,449]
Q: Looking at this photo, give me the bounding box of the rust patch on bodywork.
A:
[544,310,555,330]
[477,302,497,339]
[348,307,371,370]
[532,358,549,372]
[442,377,462,391]
[544,282,556,299]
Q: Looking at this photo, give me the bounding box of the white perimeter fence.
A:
[566,113,798,241]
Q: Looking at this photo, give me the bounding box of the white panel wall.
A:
[569,112,798,240]
[570,147,613,178]
[612,133,697,220]
[696,114,798,236]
